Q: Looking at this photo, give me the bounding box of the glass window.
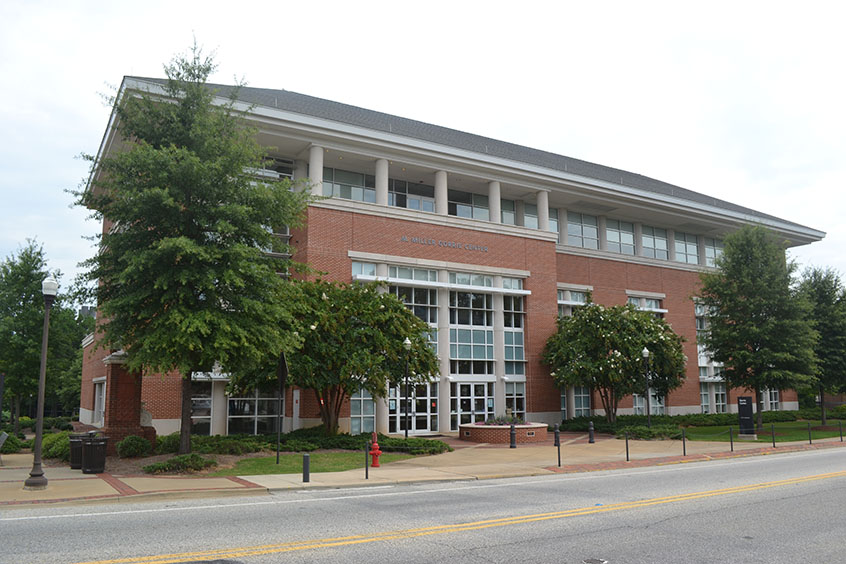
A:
[567,212,599,249]
[228,389,280,435]
[560,389,567,420]
[523,203,538,229]
[550,208,560,242]
[501,199,516,225]
[191,381,212,435]
[449,272,493,287]
[450,381,495,430]
[674,232,699,264]
[642,226,669,260]
[700,382,711,414]
[350,389,376,435]
[574,386,591,417]
[704,237,723,267]
[714,383,727,413]
[505,382,526,420]
[448,189,489,220]
[352,261,376,277]
[768,389,780,411]
[606,219,635,255]
[557,289,588,317]
[323,167,376,203]
[389,179,435,212]
[389,266,437,282]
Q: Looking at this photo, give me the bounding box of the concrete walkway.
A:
[2,433,844,508]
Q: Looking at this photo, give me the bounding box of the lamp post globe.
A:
[403,338,411,439]
[24,275,58,490]
[641,347,651,429]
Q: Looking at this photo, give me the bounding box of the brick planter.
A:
[458,423,548,444]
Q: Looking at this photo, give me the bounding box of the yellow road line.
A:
[74,470,846,564]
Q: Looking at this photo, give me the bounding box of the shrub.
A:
[482,416,526,425]
[42,431,71,461]
[280,439,318,452]
[43,417,74,431]
[377,435,453,455]
[117,435,152,458]
[155,433,181,455]
[1,433,23,454]
[142,453,217,474]
[616,424,682,440]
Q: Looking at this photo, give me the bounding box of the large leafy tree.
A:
[0,241,90,430]
[76,45,309,453]
[798,267,846,424]
[283,280,439,435]
[543,302,686,423]
[698,225,817,430]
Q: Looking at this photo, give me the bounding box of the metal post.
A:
[682,428,686,456]
[365,442,370,480]
[771,423,776,448]
[840,420,843,442]
[276,352,288,465]
[625,431,630,462]
[729,426,734,452]
[588,421,595,444]
[510,423,516,449]
[554,424,561,467]
[808,421,812,445]
[405,351,410,439]
[24,286,55,491]
[302,453,310,483]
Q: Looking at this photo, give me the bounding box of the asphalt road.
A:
[3,448,845,564]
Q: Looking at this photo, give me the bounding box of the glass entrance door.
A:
[450,382,495,430]
[389,382,438,434]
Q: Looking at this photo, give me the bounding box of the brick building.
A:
[80,77,824,442]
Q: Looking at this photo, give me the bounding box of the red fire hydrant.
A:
[369,431,382,467]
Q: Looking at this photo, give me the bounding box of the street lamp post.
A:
[642,347,651,429]
[403,337,411,439]
[24,275,58,490]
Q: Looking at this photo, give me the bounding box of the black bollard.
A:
[554,424,561,468]
[588,421,595,444]
[729,426,734,452]
[771,423,776,448]
[365,442,370,480]
[840,420,843,442]
[808,421,813,445]
[510,423,517,449]
[682,428,686,456]
[303,453,310,483]
[625,431,630,462]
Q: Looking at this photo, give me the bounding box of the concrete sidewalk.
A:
[2,434,844,508]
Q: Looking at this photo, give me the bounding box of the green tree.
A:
[283,280,439,435]
[543,302,686,423]
[698,225,817,431]
[75,45,309,453]
[798,267,846,425]
[0,241,88,429]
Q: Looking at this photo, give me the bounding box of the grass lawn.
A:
[209,451,416,476]
[683,420,845,443]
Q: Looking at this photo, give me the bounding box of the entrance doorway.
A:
[389,382,438,434]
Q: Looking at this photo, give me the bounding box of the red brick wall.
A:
[140,372,183,419]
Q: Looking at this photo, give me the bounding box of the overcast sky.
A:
[2,1,844,295]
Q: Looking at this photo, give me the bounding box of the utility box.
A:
[738,396,755,436]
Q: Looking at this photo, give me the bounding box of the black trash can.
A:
[69,433,87,469]
[81,434,108,474]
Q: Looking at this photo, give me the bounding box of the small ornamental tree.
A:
[75,45,310,454]
[698,225,817,431]
[543,303,686,423]
[285,280,440,435]
[798,267,846,425]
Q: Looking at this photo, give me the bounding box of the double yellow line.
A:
[75,470,846,564]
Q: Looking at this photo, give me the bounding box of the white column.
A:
[634,223,644,256]
[308,145,324,197]
[435,171,448,215]
[375,261,390,433]
[537,190,550,231]
[559,208,569,245]
[437,269,451,433]
[697,235,707,266]
[488,181,501,224]
[292,160,307,183]
[493,275,506,417]
[375,158,389,206]
[598,216,608,251]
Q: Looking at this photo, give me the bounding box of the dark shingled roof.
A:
[130,77,815,232]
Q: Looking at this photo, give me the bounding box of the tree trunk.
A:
[819,386,827,426]
[755,388,764,432]
[179,375,192,455]
[13,394,20,434]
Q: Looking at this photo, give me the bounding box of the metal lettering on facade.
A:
[400,235,488,253]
